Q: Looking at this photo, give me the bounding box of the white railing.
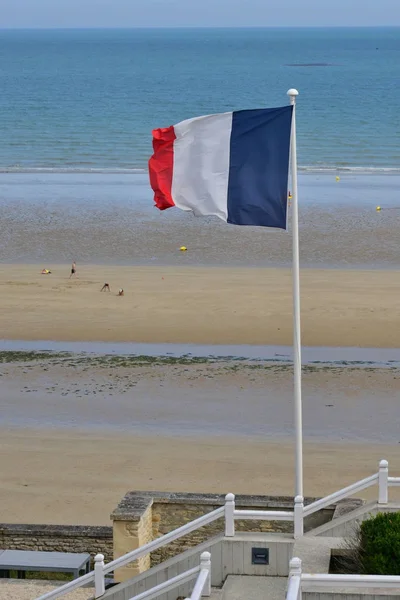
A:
[234,510,295,521]
[287,557,400,600]
[302,474,379,518]
[303,459,399,518]
[127,551,211,600]
[287,557,302,600]
[187,552,212,600]
[224,492,301,538]
[35,459,399,600]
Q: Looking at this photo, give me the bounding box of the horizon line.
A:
[1,25,400,30]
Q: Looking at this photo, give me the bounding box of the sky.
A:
[1,0,400,28]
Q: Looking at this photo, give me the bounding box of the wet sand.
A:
[1,357,400,442]
[1,172,400,269]
[1,264,400,346]
[1,355,400,524]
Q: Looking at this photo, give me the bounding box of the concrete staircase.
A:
[203,535,345,600]
[102,501,400,600]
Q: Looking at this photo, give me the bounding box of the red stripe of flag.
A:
[148,126,176,210]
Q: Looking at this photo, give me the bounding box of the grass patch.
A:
[0,351,69,363]
[6,570,73,581]
[1,351,399,375]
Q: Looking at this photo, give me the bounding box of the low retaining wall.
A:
[0,524,113,564]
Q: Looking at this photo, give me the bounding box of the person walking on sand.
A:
[69,261,77,278]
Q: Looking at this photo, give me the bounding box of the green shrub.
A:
[359,512,400,575]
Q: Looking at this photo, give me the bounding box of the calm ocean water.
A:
[0,27,399,172]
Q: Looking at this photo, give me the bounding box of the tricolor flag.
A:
[149,105,293,230]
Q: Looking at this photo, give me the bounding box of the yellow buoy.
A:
[180,246,187,251]
[376,206,381,211]
[335,176,340,181]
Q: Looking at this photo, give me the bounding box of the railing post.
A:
[94,553,105,598]
[224,493,235,537]
[378,459,389,504]
[200,551,211,597]
[289,557,302,600]
[294,495,304,539]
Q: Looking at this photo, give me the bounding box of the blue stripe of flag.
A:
[227,106,293,229]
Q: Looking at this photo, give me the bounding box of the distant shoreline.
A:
[1,167,400,175]
[1,26,400,30]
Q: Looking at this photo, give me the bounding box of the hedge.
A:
[360,512,400,575]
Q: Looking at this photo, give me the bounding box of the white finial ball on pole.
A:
[287,89,299,105]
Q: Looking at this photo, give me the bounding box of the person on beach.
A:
[101,283,110,292]
[69,261,76,278]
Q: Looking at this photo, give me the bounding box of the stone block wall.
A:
[0,524,113,564]
[112,497,154,582]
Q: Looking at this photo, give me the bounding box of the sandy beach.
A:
[1,264,400,347]
[1,427,400,526]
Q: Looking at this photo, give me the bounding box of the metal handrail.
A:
[303,473,378,517]
[189,568,210,600]
[286,575,301,600]
[128,566,200,600]
[302,573,400,589]
[234,509,294,521]
[388,477,400,486]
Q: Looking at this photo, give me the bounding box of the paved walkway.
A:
[0,579,94,600]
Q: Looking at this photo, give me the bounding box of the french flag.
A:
[149,105,293,230]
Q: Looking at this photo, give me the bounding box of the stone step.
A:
[293,536,345,573]
[209,586,224,600]
[221,575,287,600]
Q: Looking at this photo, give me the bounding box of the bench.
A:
[0,549,91,580]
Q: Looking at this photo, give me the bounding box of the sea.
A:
[0,27,400,267]
[0,27,399,173]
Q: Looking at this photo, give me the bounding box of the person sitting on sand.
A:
[118,288,124,296]
[101,283,110,292]
[41,268,51,275]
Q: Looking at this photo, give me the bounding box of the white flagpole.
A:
[287,88,303,499]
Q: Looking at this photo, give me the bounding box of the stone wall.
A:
[0,524,113,564]
[113,499,154,582]
[111,491,346,581]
